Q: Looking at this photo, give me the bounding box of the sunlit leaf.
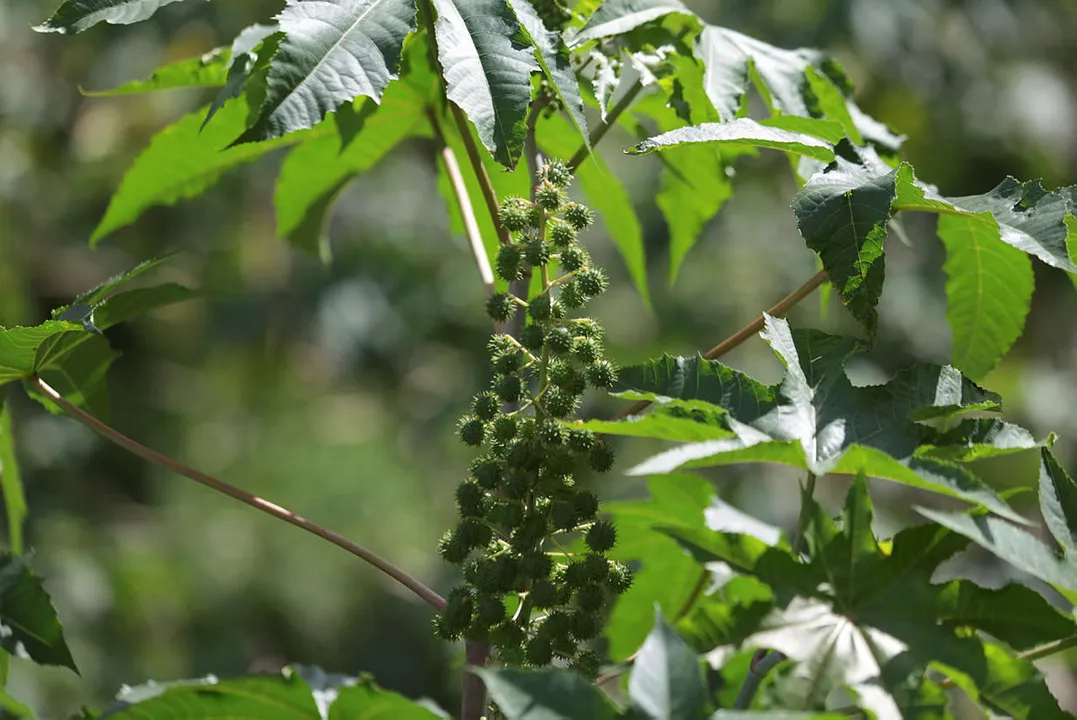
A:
[432,0,538,167]
[237,0,418,144]
[0,322,83,386]
[628,609,706,720]
[34,0,191,34]
[627,118,836,163]
[81,48,230,96]
[569,0,694,47]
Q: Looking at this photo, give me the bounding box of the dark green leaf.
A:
[0,401,27,555]
[1039,446,1077,555]
[202,25,281,130]
[627,118,836,162]
[432,0,538,167]
[89,284,200,331]
[476,667,618,720]
[792,155,897,336]
[915,419,1040,463]
[33,333,118,417]
[570,0,695,46]
[90,95,314,245]
[967,641,1067,720]
[0,553,77,672]
[237,0,417,143]
[81,48,230,96]
[620,317,1023,523]
[34,0,190,34]
[628,609,706,720]
[537,111,649,304]
[66,254,179,308]
[506,0,588,148]
[330,676,442,718]
[676,575,773,652]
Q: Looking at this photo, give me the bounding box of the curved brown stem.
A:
[34,376,447,612]
[613,270,829,420]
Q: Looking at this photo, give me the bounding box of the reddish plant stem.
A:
[613,270,829,420]
[34,376,447,612]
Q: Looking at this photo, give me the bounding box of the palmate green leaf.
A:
[91,95,316,245]
[914,418,1041,464]
[0,402,27,555]
[505,0,589,148]
[99,665,439,718]
[276,38,438,256]
[568,0,695,47]
[537,111,650,304]
[432,0,538,168]
[34,0,191,34]
[81,48,230,96]
[627,118,836,163]
[476,667,618,720]
[202,25,282,130]
[599,316,1025,523]
[0,553,77,672]
[669,478,1069,719]
[628,610,706,720]
[237,0,418,144]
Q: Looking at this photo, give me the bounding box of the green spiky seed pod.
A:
[490,620,526,650]
[486,292,516,323]
[456,481,487,518]
[552,366,587,396]
[475,594,508,626]
[574,583,606,612]
[558,281,586,310]
[441,587,474,632]
[585,520,617,553]
[524,239,552,267]
[562,202,595,230]
[572,337,602,365]
[520,550,554,579]
[566,427,596,453]
[562,561,589,590]
[570,610,603,641]
[470,454,503,489]
[492,348,524,375]
[551,501,578,531]
[488,333,515,355]
[571,649,603,678]
[457,517,493,549]
[530,580,560,609]
[568,318,602,339]
[535,182,567,211]
[500,196,533,232]
[545,326,574,354]
[458,416,486,446]
[472,391,500,421]
[608,562,634,594]
[495,374,523,403]
[510,513,549,550]
[536,419,564,446]
[589,439,615,472]
[520,323,545,351]
[580,553,610,583]
[492,415,518,442]
[547,218,578,248]
[487,499,524,528]
[438,529,470,563]
[573,491,600,522]
[576,267,608,297]
[525,635,554,666]
[586,359,617,389]
[489,555,521,593]
[543,386,581,418]
[544,159,572,187]
[559,244,587,271]
[529,293,553,322]
[549,298,566,321]
[432,613,462,641]
[496,243,524,281]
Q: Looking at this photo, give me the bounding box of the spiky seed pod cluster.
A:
[435,159,628,678]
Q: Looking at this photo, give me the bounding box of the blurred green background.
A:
[2,0,1076,716]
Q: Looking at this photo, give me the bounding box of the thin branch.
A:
[450,103,511,246]
[34,376,447,612]
[567,80,644,172]
[613,269,829,420]
[429,108,495,295]
[733,650,786,709]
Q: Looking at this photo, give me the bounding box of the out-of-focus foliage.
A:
[1,0,1076,716]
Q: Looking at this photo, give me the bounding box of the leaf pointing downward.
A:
[433,0,538,167]
[238,0,418,143]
